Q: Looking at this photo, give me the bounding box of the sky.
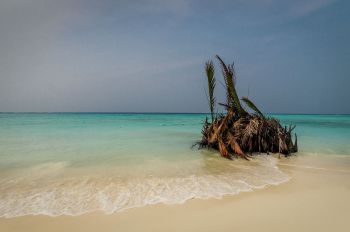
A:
[0,0,349,114]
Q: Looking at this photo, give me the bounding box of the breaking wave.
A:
[0,156,289,218]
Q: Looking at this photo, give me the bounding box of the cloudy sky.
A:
[0,0,349,113]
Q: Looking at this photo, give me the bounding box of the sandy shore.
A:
[1,154,350,232]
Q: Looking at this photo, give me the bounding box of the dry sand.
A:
[1,154,350,232]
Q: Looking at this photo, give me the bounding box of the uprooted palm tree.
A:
[197,55,298,160]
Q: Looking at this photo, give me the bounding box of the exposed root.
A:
[197,113,298,159]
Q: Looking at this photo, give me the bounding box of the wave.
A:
[0,156,289,218]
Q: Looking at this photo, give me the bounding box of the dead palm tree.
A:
[197,55,298,159]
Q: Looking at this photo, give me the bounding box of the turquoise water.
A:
[274,114,350,155]
[0,113,349,217]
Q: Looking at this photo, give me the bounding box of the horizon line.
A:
[0,112,349,116]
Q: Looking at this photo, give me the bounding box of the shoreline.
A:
[1,154,350,232]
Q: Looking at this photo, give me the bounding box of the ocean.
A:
[0,113,349,217]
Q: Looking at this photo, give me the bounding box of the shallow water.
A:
[0,113,349,217]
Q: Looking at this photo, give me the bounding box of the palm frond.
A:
[205,60,216,122]
[215,55,245,115]
[241,97,265,118]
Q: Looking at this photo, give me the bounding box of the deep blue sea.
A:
[0,113,349,217]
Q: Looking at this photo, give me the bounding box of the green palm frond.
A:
[215,55,233,107]
[216,55,245,116]
[205,60,216,122]
[241,97,265,118]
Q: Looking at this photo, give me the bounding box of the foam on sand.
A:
[0,156,289,218]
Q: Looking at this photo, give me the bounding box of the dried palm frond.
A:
[218,137,231,159]
[227,132,247,159]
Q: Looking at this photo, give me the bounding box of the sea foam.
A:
[0,156,289,218]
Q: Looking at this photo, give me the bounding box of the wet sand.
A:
[1,154,350,232]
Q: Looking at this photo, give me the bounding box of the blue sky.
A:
[0,0,349,113]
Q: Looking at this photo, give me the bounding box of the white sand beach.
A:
[1,154,349,232]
